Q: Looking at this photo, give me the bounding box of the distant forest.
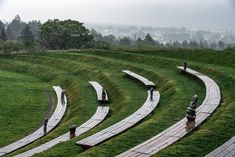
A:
[0,15,234,52]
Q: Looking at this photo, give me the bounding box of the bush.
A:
[92,40,111,50]
[0,41,25,53]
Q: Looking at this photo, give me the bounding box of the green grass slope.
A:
[0,70,50,147]
[0,48,234,157]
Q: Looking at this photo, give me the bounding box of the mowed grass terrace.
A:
[0,49,234,157]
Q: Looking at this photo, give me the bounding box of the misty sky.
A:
[0,0,234,31]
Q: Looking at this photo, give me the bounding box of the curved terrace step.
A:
[0,86,67,156]
[15,106,109,157]
[122,70,155,88]
[116,67,221,157]
[89,81,108,102]
[14,82,109,157]
[76,70,160,148]
[205,136,235,157]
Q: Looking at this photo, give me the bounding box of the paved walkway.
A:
[76,70,160,148]
[116,67,221,157]
[0,86,67,156]
[205,136,235,157]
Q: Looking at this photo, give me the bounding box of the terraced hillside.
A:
[0,49,234,157]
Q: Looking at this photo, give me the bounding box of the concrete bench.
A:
[0,86,67,156]
[205,136,235,157]
[122,70,155,88]
[76,71,160,148]
[15,106,109,157]
[89,81,108,102]
[116,67,221,157]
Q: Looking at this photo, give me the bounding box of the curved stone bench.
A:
[76,71,160,148]
[116,67,221,157]
[89,81,108,102]
[0,86,67,156]
[205,136,235,157]
[122,70,155,88]
[15,106,109,157]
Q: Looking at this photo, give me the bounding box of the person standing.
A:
[43,118,48,134]
[61,90,65,105]
[102,88,106,101]
[150,87,154,101]
[184,61,187,71]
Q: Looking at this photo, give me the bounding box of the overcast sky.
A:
[0,0,234,31]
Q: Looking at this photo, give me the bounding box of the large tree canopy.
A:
[38,19,93,49]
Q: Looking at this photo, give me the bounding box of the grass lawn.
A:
[0,48,234,157]
[0,70,50,147]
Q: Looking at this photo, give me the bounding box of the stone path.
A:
[0,86,67,156]
[205,136,235,157]
[76,70,160,148]
[116,67,221,157]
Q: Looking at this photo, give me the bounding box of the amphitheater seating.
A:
[0,86,67,156]
[76,70,160,148]
[205,136,235,157]
[14,82,109,157]
[15,106,109,157]
[116,67,221,157]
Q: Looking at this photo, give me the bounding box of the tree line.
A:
[91,30,229,50]
[0,15,94,51]
[0,15,233,52]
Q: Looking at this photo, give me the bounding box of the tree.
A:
[189,40,198,48]
[172,40,181,48]
[155,40,161,47]
[28,20,42,37]
[102,34,116,45]
[91,29,102,41]
[119,37,131,46]
[20,24,34,47]
[136,37,143,43]
[144,33,155,45]
[0,29,7,41]
[6,15,26,40]
[210,42,217,49]
[182,40,188,48]
[0,21,7,41]
[0,20,5,31]
[165,42,172,48]
[199,40,209,49]
[218,41,225,49]
[38,19,93,49]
